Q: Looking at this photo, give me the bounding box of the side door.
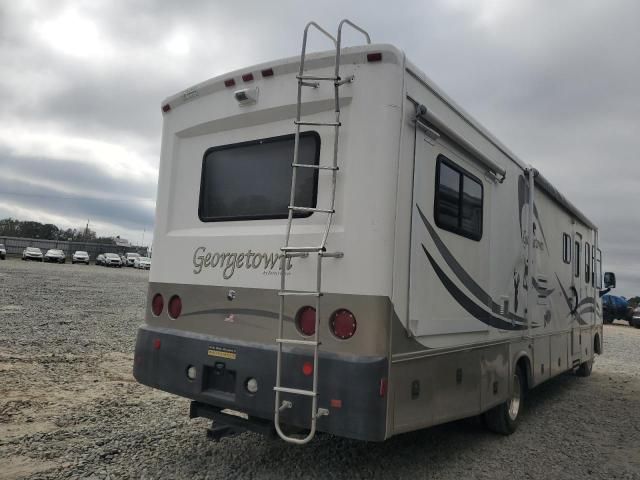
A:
[408,127,491,339]
[571,231,583,359]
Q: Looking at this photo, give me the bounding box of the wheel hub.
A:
[508,373,521,421]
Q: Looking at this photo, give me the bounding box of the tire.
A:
[485,365,525,435]
[576,359,593,377]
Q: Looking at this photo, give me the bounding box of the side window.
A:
[562,233,572,264]
[574,241,580,278]
[585,242,591,283]
[596,249,603,288]
[434,156,483,241]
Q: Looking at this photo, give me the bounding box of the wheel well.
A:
[515,355,531,390]
[594,333,602,355]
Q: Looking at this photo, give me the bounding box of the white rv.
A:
[133,20,616,444]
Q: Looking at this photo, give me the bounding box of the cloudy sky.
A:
[1,1,638,294]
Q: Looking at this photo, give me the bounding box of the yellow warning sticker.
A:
[207,346,237,360]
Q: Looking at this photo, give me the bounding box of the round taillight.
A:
[295,306,316,336]
[151,294,163,316]
[168,295,182,319]
[330,309,357,339]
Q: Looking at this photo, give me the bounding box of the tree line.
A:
[0,218,118,244]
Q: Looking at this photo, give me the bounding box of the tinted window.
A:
[199,132,320,221]
[585,242,591,283]
[574,241,581,278]
[435,156,483,240]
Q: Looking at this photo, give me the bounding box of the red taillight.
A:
[367,52,382,62]
[161,104,171,113]
[242,73,254,82]
[330,309,357,339]
[295,306,316,336]
[153,339,161,350]
[261,68,274,77]
[224,78,236,87]
[151,293,163,316]
[168,295,182,319]
[302,361,313,376]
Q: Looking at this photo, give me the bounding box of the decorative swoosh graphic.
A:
[554,274,587,325]
[416,204,527,325]
[422,245,526,331]
[532,277,555,297]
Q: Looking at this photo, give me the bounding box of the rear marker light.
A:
[168,295,182,319]
[379,378,388,397]
[241,73,254,82]
[302,361,313,376]
[186,365,197,380]
[367,52,382,62]
[246,378,259,393]
[261,68,274,77]
[296,306,317,336]
[330,308,357,339]
[224,78,236,87]
[330,399,342,408]
[161,104,171,113]
[153,339,161,350]
[151,293,164,316]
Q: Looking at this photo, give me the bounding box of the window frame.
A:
[562,233,572,264]
[197,131,321,223]
[596,248,603,289]
[574,240,581,278]
[584,242,591,283]
[434,155,484,241]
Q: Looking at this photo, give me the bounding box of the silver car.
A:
[22,247,44,261]
[72,251,90,265]
[44,249,66,263]
[125,252,141,267]
[133,256,151,270]
[104,253,123,267]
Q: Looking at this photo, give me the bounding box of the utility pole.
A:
[142,228,145,248]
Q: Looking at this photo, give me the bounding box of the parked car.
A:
[125,252,141,267]
[22,247,44,261]
[631,307,640,329]
[0,244,6,260]
[133,256,151,270]
[96,254,106,266]
[72,251,90,265]
[602,294,632,325]
[44,249,66,263]
[104,253,123,267]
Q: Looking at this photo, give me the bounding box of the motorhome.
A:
[133,20,615,444]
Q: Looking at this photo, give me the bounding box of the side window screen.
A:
[198,132,320,222]
[562,233,572,264]
[574,241,581,278]
[435,156,483,241]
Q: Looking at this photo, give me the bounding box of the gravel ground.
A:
[1,257,639,480]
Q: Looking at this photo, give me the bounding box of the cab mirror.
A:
[604,272,616,289]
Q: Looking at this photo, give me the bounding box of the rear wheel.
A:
[485,365,525,435]
[576,359,593,377]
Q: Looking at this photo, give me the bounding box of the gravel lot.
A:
[1,257,639,480]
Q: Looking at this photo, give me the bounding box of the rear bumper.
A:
[133,325,388,441]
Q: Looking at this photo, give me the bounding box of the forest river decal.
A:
[193,247,293,279]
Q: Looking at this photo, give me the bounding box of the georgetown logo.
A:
[193,247,293,279]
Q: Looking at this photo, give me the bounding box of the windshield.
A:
[139,257,150,261]
[105,253,119,258]
[198,132,319,221]
[127,253,140,258]
[48,250,63,254]
[26,248,41,253]
[75,251,88,255]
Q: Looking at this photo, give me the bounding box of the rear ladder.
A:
[273,19,371,444]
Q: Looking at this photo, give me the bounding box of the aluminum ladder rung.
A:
[292,163,339,171]
[297,74,339,81]
[276,338,319,346]
[274,386,316,397]
[294,121,340,127]
[288,206,334,214]
[281,246,324,253]
[278,290,322,297]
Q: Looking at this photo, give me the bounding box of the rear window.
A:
[198,132,320,222]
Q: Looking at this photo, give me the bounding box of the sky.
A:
[0,0,639,294]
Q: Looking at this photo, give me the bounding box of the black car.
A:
[602,294,632,325]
